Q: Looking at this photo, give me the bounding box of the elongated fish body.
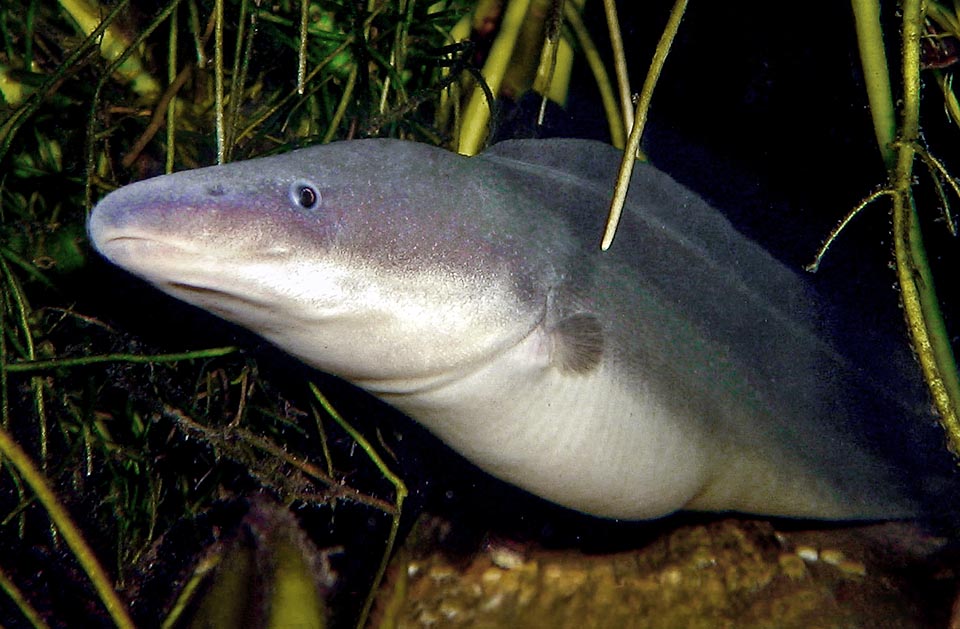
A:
[88,138,940,520]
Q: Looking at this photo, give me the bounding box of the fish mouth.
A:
[91,233,272,313]
[93,233,193,267]
[165,281,264,307]
[155,280,286,336]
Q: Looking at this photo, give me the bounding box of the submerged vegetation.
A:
[0,0,959,626]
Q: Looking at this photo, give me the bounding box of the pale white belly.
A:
[374,332,714,519]
[368,329,903,520]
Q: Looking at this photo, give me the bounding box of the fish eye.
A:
[290,181,321,210]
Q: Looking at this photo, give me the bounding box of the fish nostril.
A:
[207,184,226,197]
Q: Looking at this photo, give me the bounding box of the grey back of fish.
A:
[475,139,943,518]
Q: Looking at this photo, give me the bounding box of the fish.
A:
[87,138,946,521]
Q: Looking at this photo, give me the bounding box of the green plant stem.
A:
[308,383,406,629]
[601,0,632,134]
[0,258,49,483]
[214,0,225,163]
[5,346,237,372]
[2,0,130,165]
[850,0,896,168]
[297,0,309,95]
[166,3,178,173]
[0,562,50,629]
[457,0,531,155]
[0,423,135,629]
[890,0,960,454]
[563,4,623,149]
[84,0,183,210]
[601,0,687,250]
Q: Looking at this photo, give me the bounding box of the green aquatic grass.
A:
[842,0,960,457]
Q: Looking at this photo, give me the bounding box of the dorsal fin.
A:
[550,313,604,374]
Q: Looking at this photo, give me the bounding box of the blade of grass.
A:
[851,0,960,455]
[601,0,687,250]
[5,346,238,372]
[0,422,136,628]
[308,383,406,629]
[891,0,960,455]
[0,563,50,629]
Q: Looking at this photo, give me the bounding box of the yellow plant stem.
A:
[308,384,406,629]
[601,0,688,250]
[0,423,135,628]
[213,0,225,163]
[850,0,896,168]
[457,0,532,155]
[84,0,183,210]
[563,4,624,148]
[436,11,472,133]
[59,0,161,97]
[0,563,50,629]
[161,554,221,628]
[166,4,179,173]
[601,0,632,133]
[891,0,960,454]
[5,346,237,372]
